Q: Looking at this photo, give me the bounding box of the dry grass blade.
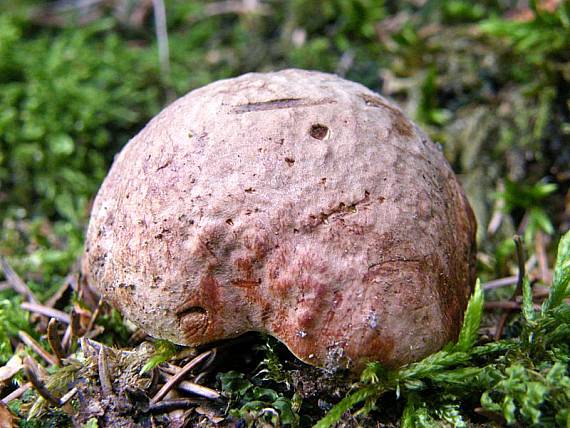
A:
[97,346,113,395]
[486,301,541,310]
[20,302,70,324]
[201,347,217,371]
[193,371,208,384]
[18,331,59,367]
[148,398,195,413]
[80,337,102,353]
[44,274,75,309]
[159,369,221,400]
[23,356,60,407]
[482,276,518,290]
[61,325,71,352]
[62,309,81,352]
[0,257,38,304]
[160,363,178,376]
[84,297,104,337]
[47,318,66,362]
[70,308,80,341]
[494,235,527,340]
[85,325,105,339]
[1,382,32,404]
[175,379,220,400]
[151,349,215,404]
[203,0,271,17]
[59,387,77,406]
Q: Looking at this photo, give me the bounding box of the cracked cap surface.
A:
[82,69,477,372]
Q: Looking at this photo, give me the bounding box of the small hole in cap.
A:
[309,124,330,140]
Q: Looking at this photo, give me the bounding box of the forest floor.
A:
[0,1,569,427]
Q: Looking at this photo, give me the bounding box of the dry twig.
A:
[151,349,215,404]
[1,382,32,404]
[23,357,60,406]
[20,302,70,324]
[0,257,38,304]
[174,380,220,400]
[159,370,220,400]
[18,331,59,367]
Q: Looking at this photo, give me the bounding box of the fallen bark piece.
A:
[83,69,477,372]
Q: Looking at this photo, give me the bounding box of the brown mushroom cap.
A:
[82,69,476,372]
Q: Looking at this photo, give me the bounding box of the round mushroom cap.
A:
[82,69,477,372]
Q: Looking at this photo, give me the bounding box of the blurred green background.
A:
[0,0,569,297]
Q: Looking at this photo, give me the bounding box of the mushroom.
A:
[82,69,476,372]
